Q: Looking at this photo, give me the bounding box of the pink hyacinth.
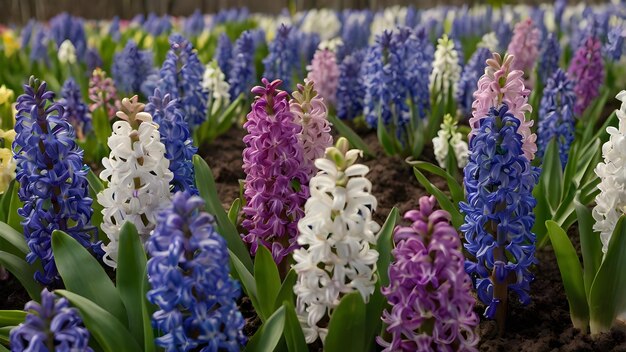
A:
[306,49,339,106]
[470,52,537,160]
[241,78,309,264]
[507,19,540,86]
[378,196,479,352]
[568,36,605,116]
[88,68,120,119]
[291,79,333,178]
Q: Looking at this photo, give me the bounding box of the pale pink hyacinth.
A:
[470,53,537,160]
[306,49,339,106]
[507,18,540,87]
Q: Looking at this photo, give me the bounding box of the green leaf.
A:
[445,143,459,180]
[52,230,127,324]
[546,220,589,330]
[376,207,398,287]
[244,306,286,352]
[274,269,297,311]
[589,216,626,334]
[55,290,141,352]
[215,94,244,136]
[87,169,105,239]
[0,342,8,352]
[0,221,28,257]
[327,114,373,157]
[193,155,253,272]
[116,222,152,350]
[324,292,366,352]
[0,310,26,326]
[6,181,22,233]
[364,281,387,351]
[413,168,463,228]
[541,139,563,212]
[229,249,261,314]
[282,301,307,352]
[408,161,464,204]
[0,251,41,301]
[0,180,15,223]
[377,114,396,156]
[0,326,12,345]
[255,245,281,321]
[228,198,241,227]
[575,201,603,299]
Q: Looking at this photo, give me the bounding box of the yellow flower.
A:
[0,85,14,106]
[0,148,15,194]
[2,30,19,58]
[0,129,16,145]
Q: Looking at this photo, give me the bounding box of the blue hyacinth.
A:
[263,24,300,91]
[604,25,625,62]
[538,33,561,85]
[297,30,320,65]
[85,47,103,73]
[59,78,92,139]
[49,13,87,61]
[460,104,539,320]
[212,7,250,27]
[363,32,393,127]
[493,20,512,52]
[112,40,156,95]
[109,16,121,42]
[537,69,576,168]
[339,10,372,59]
[146,88,198,195]
[13,77,99,285]
[184,9,205,36]
[156,34,208,130]
[21,19,35,50]
[228,30,256,99]
[29,25,49,64]
[457,47,491,116]
[143,13,172,36]
[336,49,366,120]
[10,289,92,351]
[216,33,233,82]
[146,191,246,352]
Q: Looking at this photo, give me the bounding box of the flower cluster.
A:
[378,196,479,352]
[241,78,309,263]
[568,36,604,115]
[300,8,341,41]
[202,59,232,112]
[461,105,539,319]
[10,289,92,351]
[98,96,173,268]
[228,31,256,99]
[336,50,366,120]
[593,91,626,253]
[507,19,540,81]
[88,68,120,119]
[183,9,205,36]
[537,69,576,167]
[538,33,561,85]
[306,49,339,106]
[339,10,372,57]
[432,114,469,169]
[58,39,77,64]
[477,32,499,52]
[263,24,300,91]
[291,79,333,178]
[604,25,624,62]
[146,191,246,351]
[0,129,15,194]
[293,137,380,344]
[457,47,491,116]
[216,33,233,81]
[14,77,98,285]
[59,78,92,140]
[50,13,87,60]
[429,34,462,97]
[470,52,536,161]
[112,40,156,95]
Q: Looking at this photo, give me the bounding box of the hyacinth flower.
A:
[202,60,231,115]
[263,24,299,91]
[216,33,233,82]
[470,52,536,161]
[429,34,461,100]
[537,69,576,167]
[112,40,156,95]
[146,191,246,351]
[145,88,198,194]
[293,137,380,344]
[156,34,208,130]
[13,77,100,285]
[378,196,479,351]
[457,47,491,116]
[85,47,103,73]
[59,78,92,140]
[336,49,366,120]
[30,26,49,64]
[432,114,469,170]
[593,91,626,253]
[98,96,173,268]
[290,79,333,178]
[604,25,624,62]
[49,13,87,60]
[229,31,256,99]
[568,36,605,116]
[537,33,561,86]
[461,104,540,330]
[477,32,499,53]
[88,68,120,119]
[10,289,92,351]
[58,39,77,65]
[183,9,205,36]
[306,49,339,106]
[241,78,309,264]
[507,19,540,87]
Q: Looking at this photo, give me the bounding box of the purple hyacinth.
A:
[10,289,92,351]
[378,196,479,351]
[147,191,246,351]
[216,33,233,82]
[13,77,100,285]
[460,104,539,326]
[88,68,120,119]
[228,31,256,99]
[538,32,561,85]
[336,49,366,120]
[263,24,300,91]
[568,36,605,115]
[241,78,309,264]
[457,47,491,116]
[112,40,156,95]
[59,78,92,140]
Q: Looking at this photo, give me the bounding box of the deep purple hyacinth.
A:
[263,24,300,91]
[568,36,605,115]
[146,191,246,352]
[241,78,309,264]
[457,47,491,116]
[460,104,539,321]
[13,77,99,285]
[378,196,479,352]
[10,289,92,351]
[58,78,92,140]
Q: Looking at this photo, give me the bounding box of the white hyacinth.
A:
[477,32,500,53]
[318,37,343,52]
[369,6,407,43]
[293,137,380,345]
[429,34,462,97]
[202,60,231,113]
[58,40,77,64]
[432,114,469,169]
[299,8,340,41]
[593,91,626,253]
[99,96,173,268]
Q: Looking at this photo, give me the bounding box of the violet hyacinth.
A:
[241,78,309,264]
[306,49,340,106]
[146,191,246,351]
[10,289,92,351]
[336,49,366,120]
[88,68,120,119]
[507,18,540,86]
[378,196,479,351]
[568,36,605,116]
[13,77,99,285]
[58,78,92,140]
[263,24,299,91]
[461,105,539,326]
[228,31,256,99]
[112,40,156,95]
